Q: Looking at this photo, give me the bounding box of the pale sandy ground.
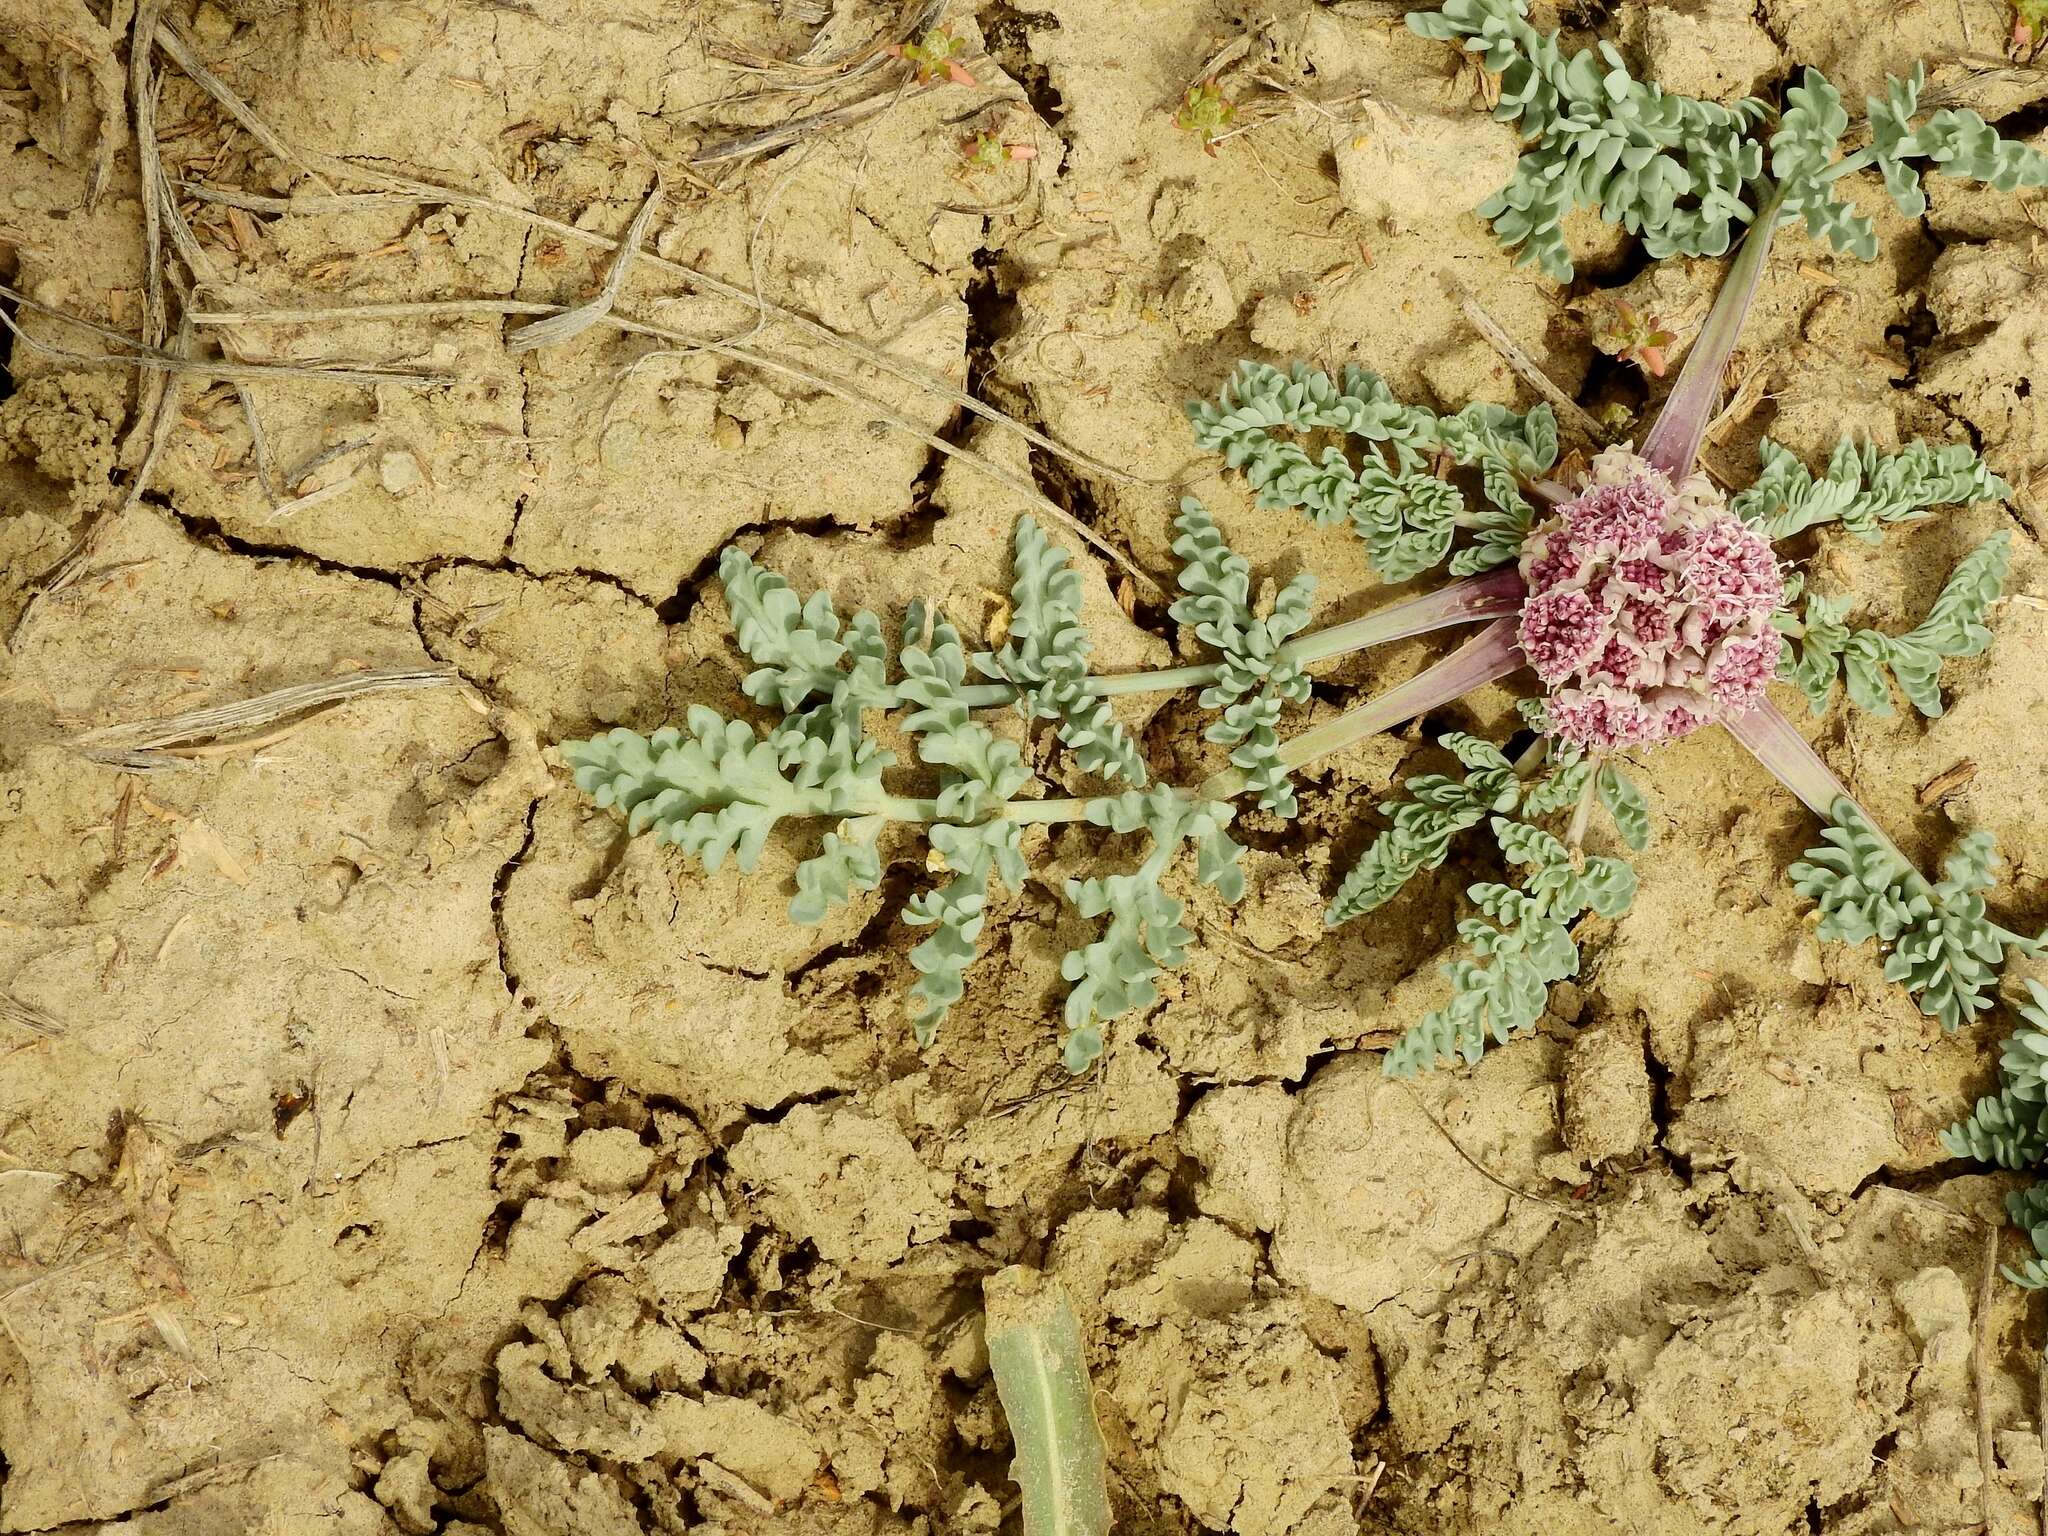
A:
[2,1,2046,1532]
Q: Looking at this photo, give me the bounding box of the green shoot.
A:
[1175,80,1237,155]
[985,1267,1112,1536]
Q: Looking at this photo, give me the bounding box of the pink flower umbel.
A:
[1518,448,1783,750]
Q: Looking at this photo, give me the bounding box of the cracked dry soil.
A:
[2,1,2047,1534]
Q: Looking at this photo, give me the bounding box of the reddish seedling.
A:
[1590,299,1680,377]
[2011,0,2048,51]
[961,131,1038,170]
[888,25,978,88]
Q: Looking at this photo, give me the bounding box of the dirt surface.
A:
[2,2,2047,1533]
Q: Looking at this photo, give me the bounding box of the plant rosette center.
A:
[1517,447,1785,751]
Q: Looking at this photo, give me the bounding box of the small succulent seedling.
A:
[961,130,1037,170]
[1588,299,1679,378]
[2013,0,2048,52]
[889,25,977,88]
[1175,80,1237,155]
[568,5,2041,1080]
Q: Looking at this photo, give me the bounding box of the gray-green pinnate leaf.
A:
[1789,799,1920,943]
[1030,675,1148,784]
[1866,63,2048,218]
[1170,500,1315,816]
[1451,460,1538,576]
[1188,361,1443,484]
[1517,746,1590,819]
[1781,532,2011,717]
[1191,817,1248,904]
[1387,939,1556,1075]
[1083,787,1246,888]
[1325,733,1521,928]
[572,553,907,965]
[1894,531,2012,698]
[989,515,1083,687]
[903,880,984,1039]
[1432,399,1559,479]
[1184,363,1554,579]
[1596,763,1650,852]
[1944,1090,2048,1171]
[1414,4,2045,279]
[894,606,1037,1039]
[720,547,856,712]
[1210,693,1292,816]
[1170,502,1317,682]
[1324,796,1488,928]
[2004,1182,2048,1289]
[1579,855,1640,918]
[791,824,884,926]
[1943,982,2048,1171]
[1775,591,1854,713]
[1772,69,1877,260]
[1056,789,1245,1069]
[1357,469,1461,583]
[1411,0,1770,279]
[718,552,893,793]
[1866,69,1936,216]
[1060,871,1191,1069]
[1501,822,1636,919]
[1493,816,1568,870]
[1169,500,1256,690]
[564,708,819,875]
[1734,436,2010,541]
[901,613,1032,821]
[1998,982,2048,1103]
[976,517,1147,786]
[904,820,1028,1041]
[1790,798,2034,1031]
[1894,831,2008,1029]
[1902,106,2048,190]
[1384,814,1635,1075]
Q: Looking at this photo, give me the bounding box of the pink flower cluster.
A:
[1517,449,1784,751]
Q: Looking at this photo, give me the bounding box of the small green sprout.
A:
[888,25,978,88]
[1175,80,1236,156]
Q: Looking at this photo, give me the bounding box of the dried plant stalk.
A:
[66,666,460,770]
[187,296,1157,593]
[1,994,66,1039]
[0,288,445,387]
[167,158,1137,486]
[506,179,664,352]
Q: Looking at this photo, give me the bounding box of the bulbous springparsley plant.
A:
[566,5,2042,1089]
[1400,0,2048,1307]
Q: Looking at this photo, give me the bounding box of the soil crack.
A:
[492,793,542,1012]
